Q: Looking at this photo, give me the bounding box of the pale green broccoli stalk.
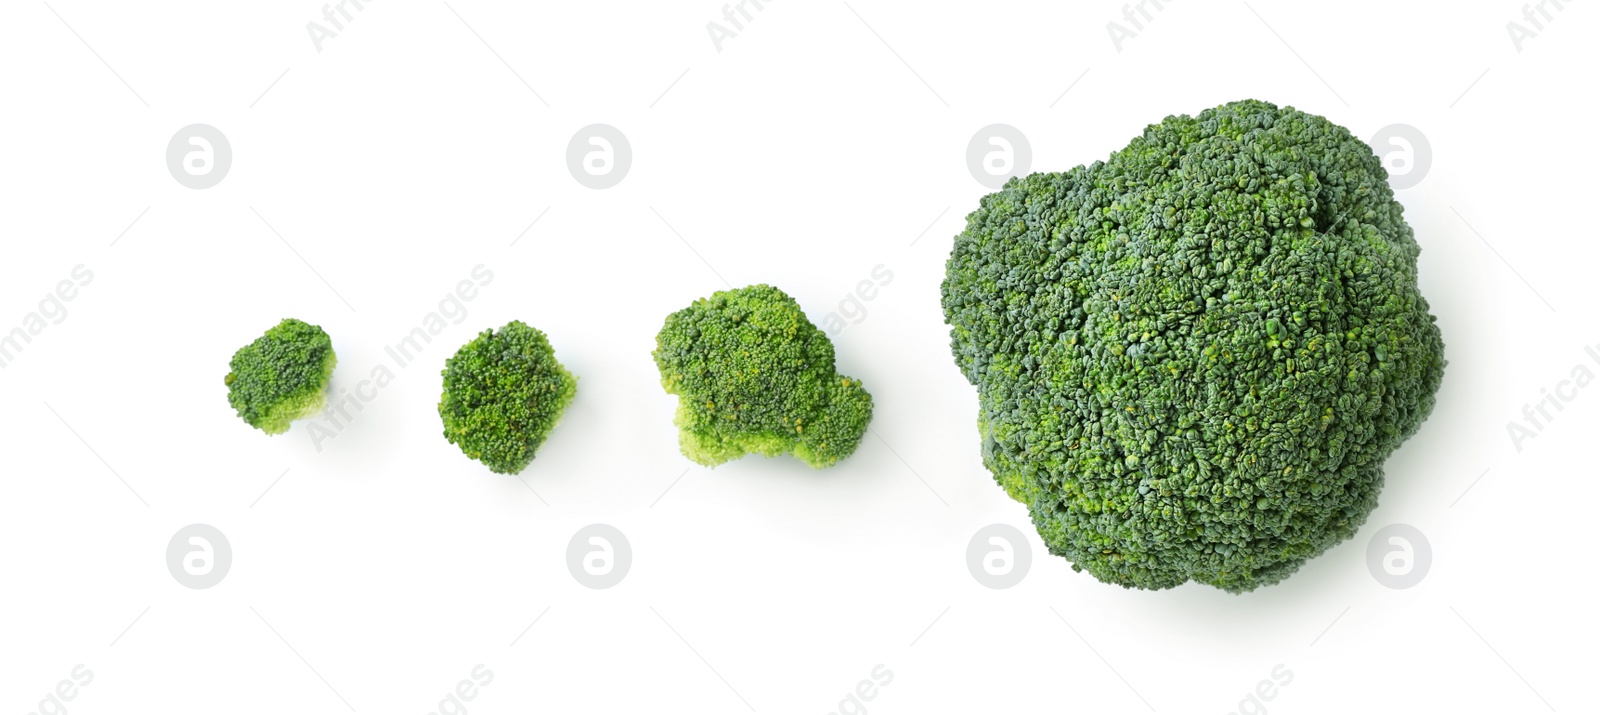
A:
[439,321,576,474]
[654,284,873,468]
[225,318,337,435]
[941,99,1446,593]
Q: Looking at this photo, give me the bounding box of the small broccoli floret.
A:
[941,100,1446,593]
[439,321,576,474]
[225,318,337,435]
[654,284,873,468]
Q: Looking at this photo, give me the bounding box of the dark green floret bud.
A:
[941,99,1446,593]
[654,284,873,469]
[225,318,337,435]
[439,321,577,475]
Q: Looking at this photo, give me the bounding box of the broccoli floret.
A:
[654,284,873,468]
[225,318,337,435]
[941,100,1446,593]
[439,321,576,474]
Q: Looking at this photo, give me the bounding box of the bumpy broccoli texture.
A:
[225,318,337,435]
[438,321,576,474]
[654,284,873,468]
[941,100,1445,592]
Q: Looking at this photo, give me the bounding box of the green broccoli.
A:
[225,318,337,435]
[654,284,873,468]
[439,321,576,474]
[941,100,1445,593]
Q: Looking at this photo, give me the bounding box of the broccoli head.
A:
[439,321,576,474]
[654,284,873,468]
[941,100,1445,593]
[225,318,337,435]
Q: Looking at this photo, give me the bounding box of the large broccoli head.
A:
[439,321,577,474]
[225,318,337,435]
[654,284,873,468]
[941,100,1445,593]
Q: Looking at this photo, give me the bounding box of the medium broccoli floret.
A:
[439,321,576,474]
[654,284,873,468]
[941,100,1446,593]
[225,318,337,435]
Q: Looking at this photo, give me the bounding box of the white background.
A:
[1,1,1593,713]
